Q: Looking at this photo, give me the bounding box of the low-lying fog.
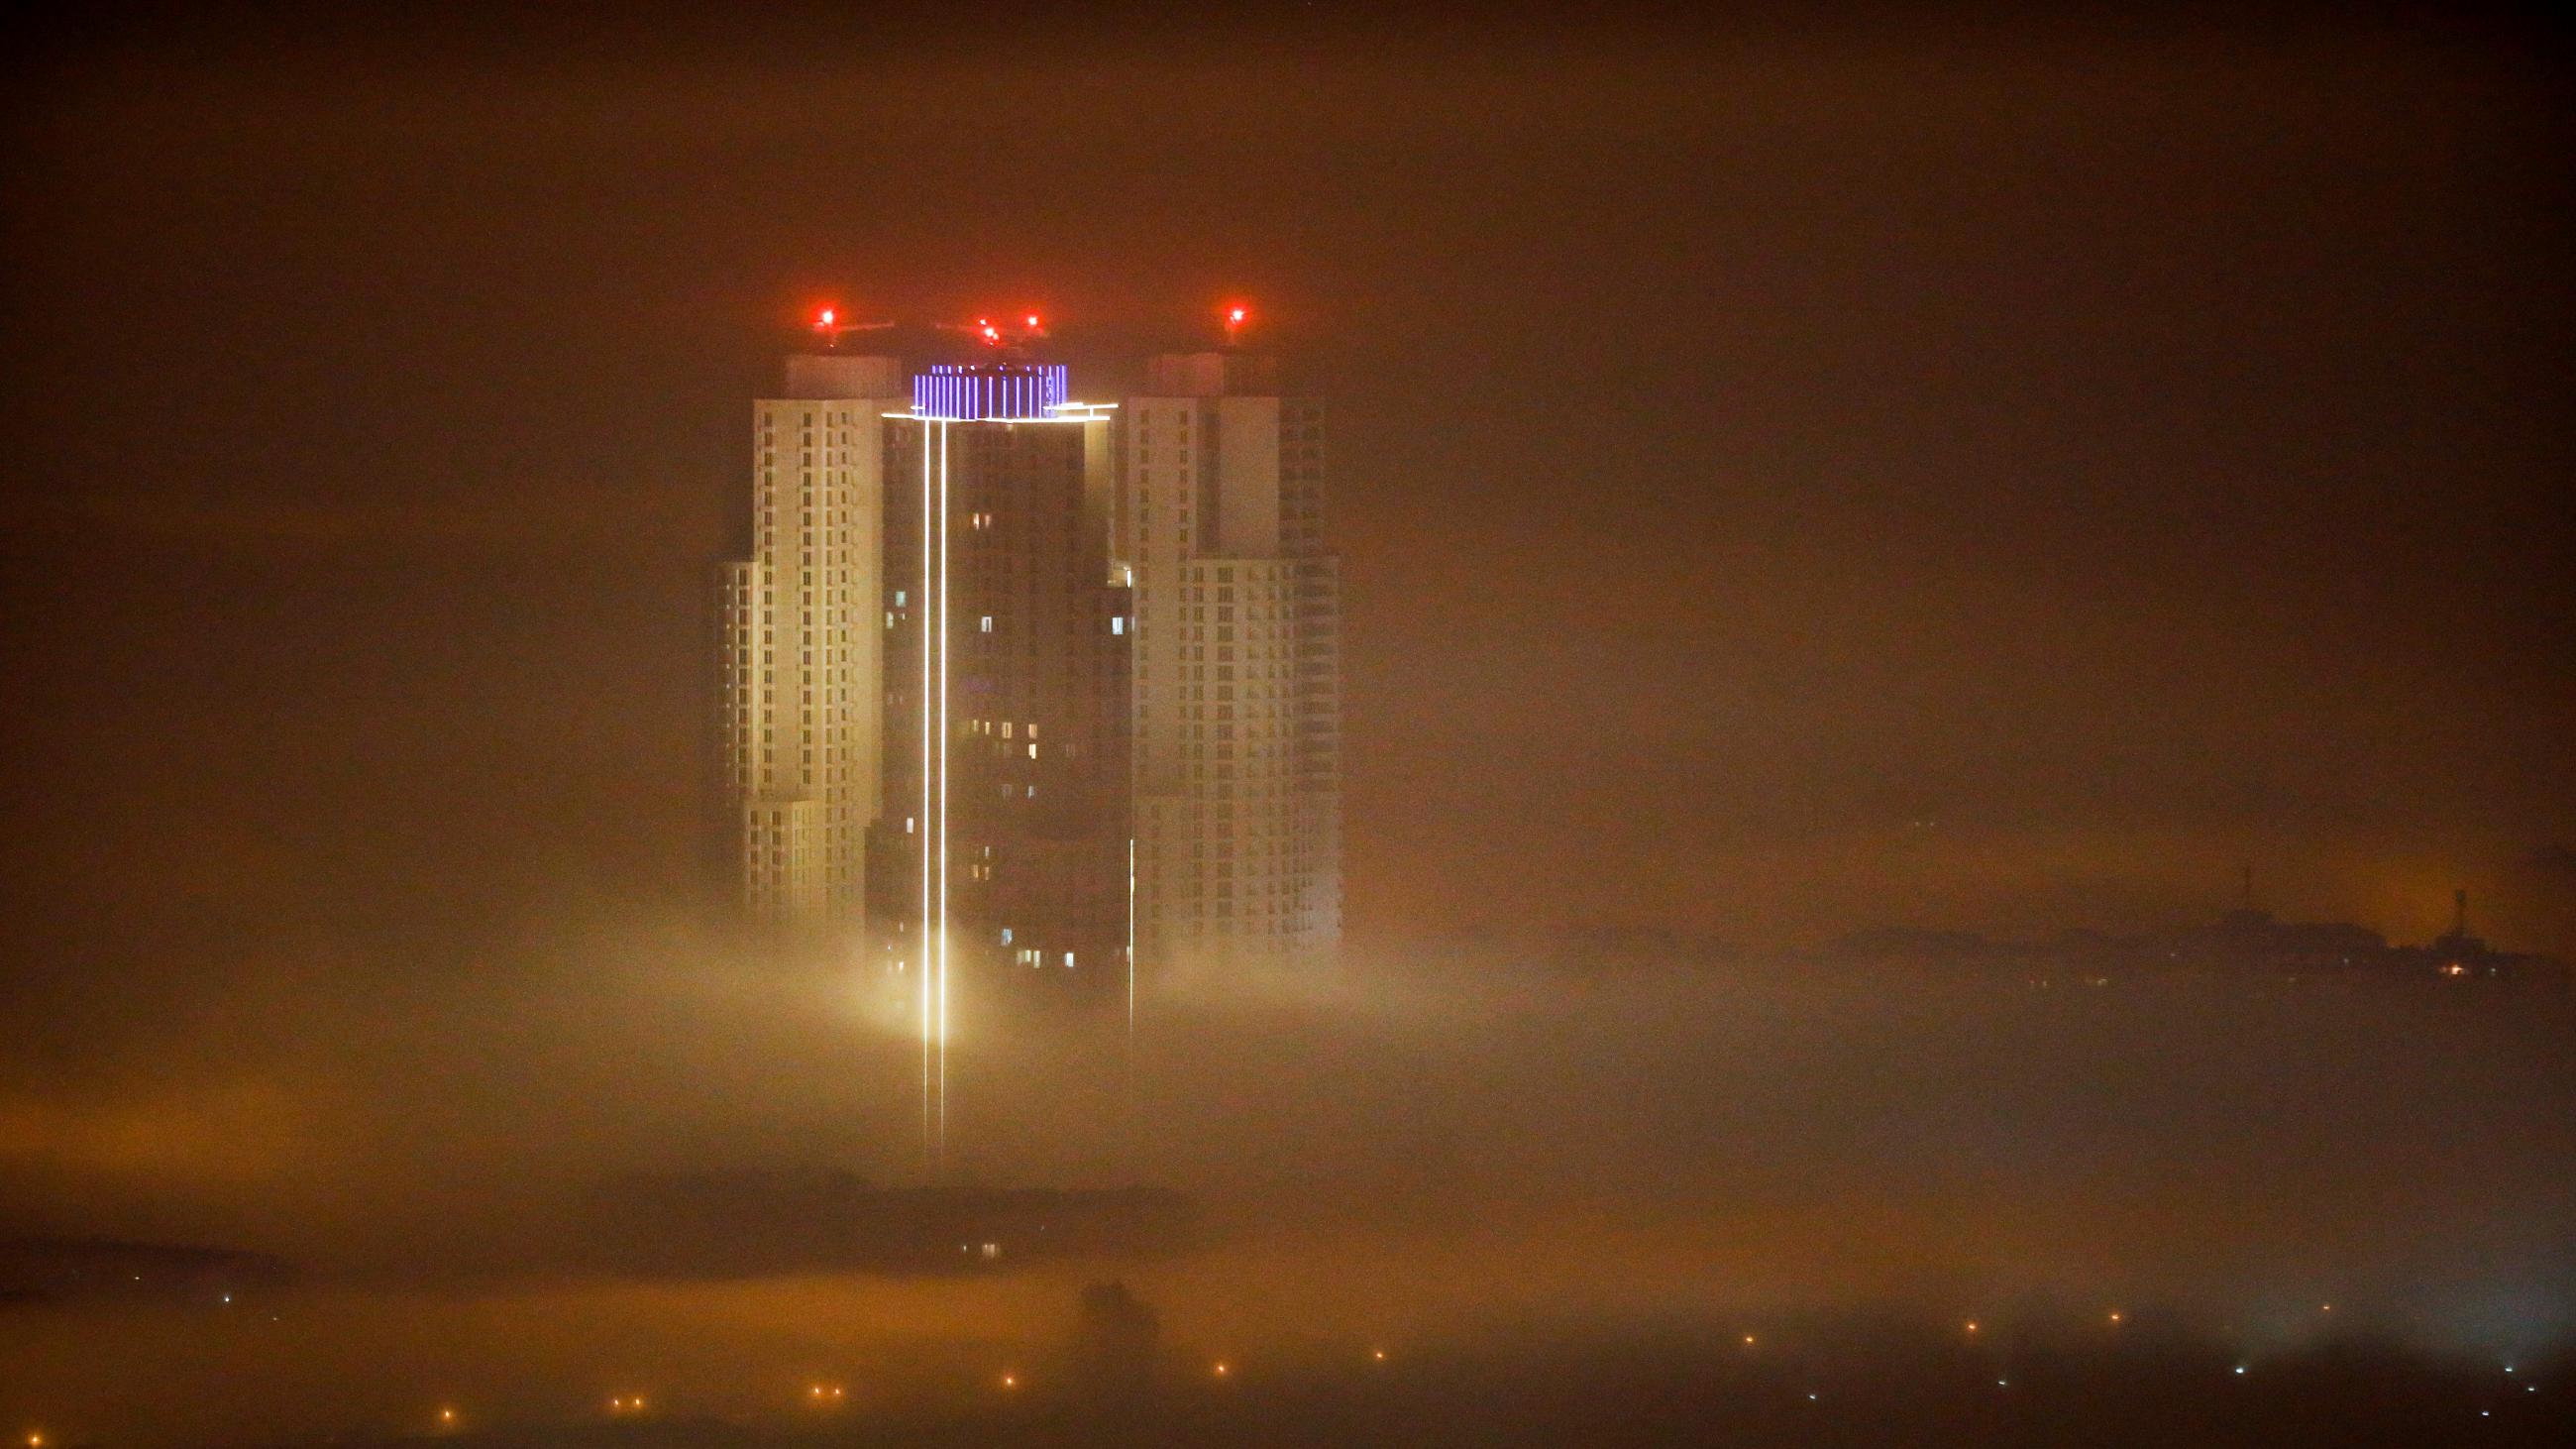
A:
[5,911,2571,1445]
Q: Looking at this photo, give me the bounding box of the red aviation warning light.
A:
[1223,303,1249,345]
[936,313,1047,349]
[812,305,894,349]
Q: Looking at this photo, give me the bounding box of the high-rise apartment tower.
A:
[714,354,905,935]
[868,362,1131,990]
[717,332,1342,978]
[1121,352,1342,966]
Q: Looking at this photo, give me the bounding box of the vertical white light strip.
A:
[936,418,951,1167]
[1126,835,1136,1030]
[919,420,934,1173]
[1126,831,1136,1150]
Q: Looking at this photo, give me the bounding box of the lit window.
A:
[980,615,994,632]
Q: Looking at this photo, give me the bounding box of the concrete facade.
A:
[1122,353,1342,967]
[715,354,905,937]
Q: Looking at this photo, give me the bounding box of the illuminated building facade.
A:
[869,362,1131,1002]
[715,354,905,935]
[1122,352,1342,967]
[718,332,1342,986]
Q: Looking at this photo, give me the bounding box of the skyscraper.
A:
[1121,352,1342,968]
[714,353,905,936]
[869,360,1131,997]
[716,326,1342,981]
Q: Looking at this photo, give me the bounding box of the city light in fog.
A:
[2,6,2570,1449]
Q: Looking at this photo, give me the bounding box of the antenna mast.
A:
[811,307,895,350]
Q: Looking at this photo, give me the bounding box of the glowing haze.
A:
[2,5,2571,1446]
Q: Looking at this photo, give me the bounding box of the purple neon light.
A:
[912,364,1067,420]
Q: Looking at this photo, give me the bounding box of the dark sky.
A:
[3,3,2571,974]
[5,13,2576,1443]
